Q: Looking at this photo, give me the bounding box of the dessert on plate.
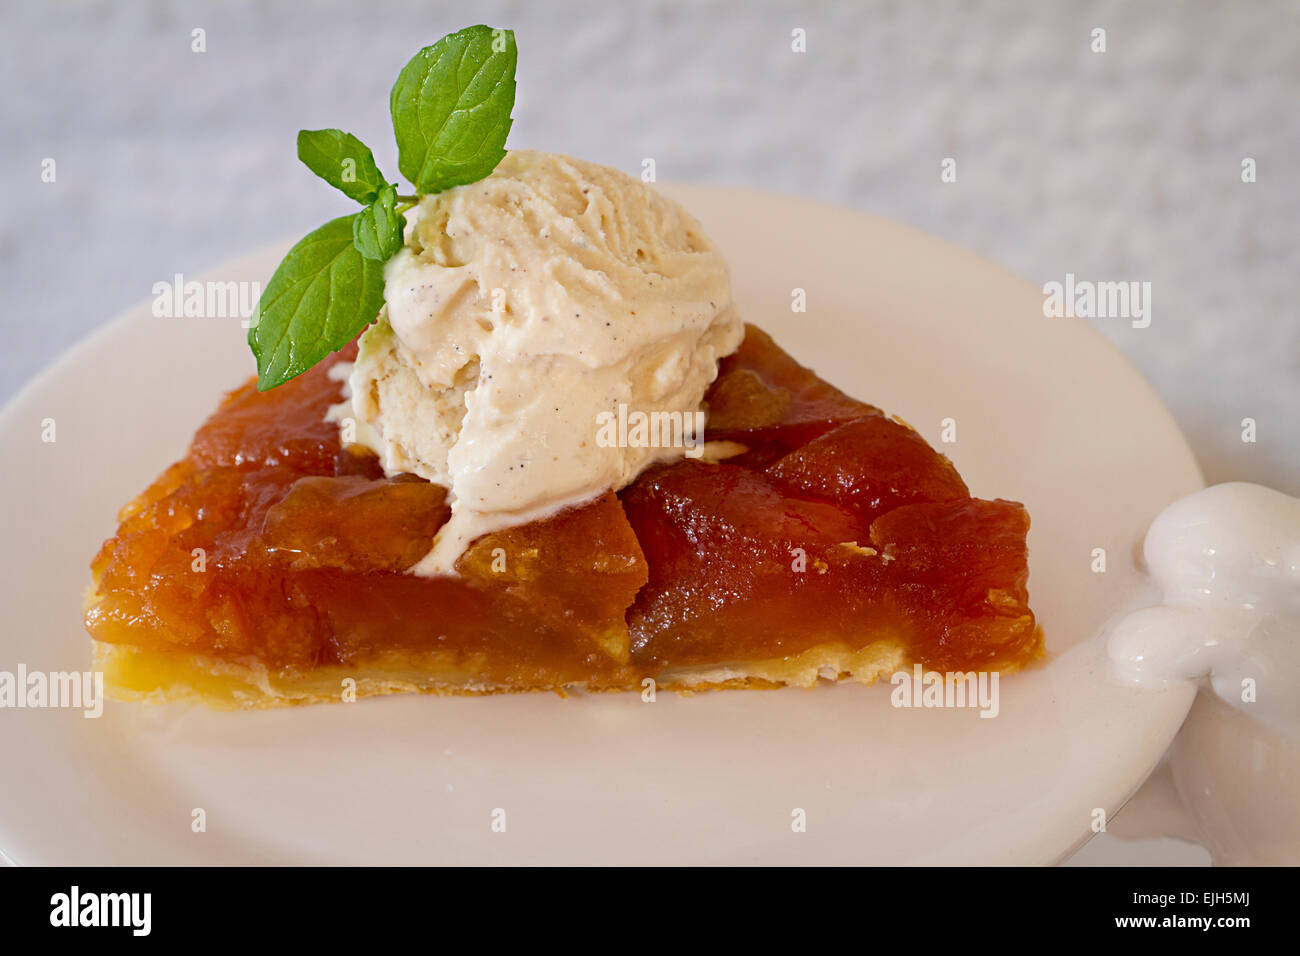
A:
[85,26,1040,708]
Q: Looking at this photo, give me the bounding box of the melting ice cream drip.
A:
[1107,482,1300,737]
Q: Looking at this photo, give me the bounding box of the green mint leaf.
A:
[297,128,389,204]
[247,214,386,390]
[390,24,516,194]
[352,184,406,261]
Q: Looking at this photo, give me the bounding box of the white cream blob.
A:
[1107,482,1300,736]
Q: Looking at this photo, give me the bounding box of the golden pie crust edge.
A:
[92,636,921,710]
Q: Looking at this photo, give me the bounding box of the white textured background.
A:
[2,0,1297,493]
[3,0,1297,491]
[1,0,1295,864]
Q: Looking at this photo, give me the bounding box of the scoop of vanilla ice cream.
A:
[343,149,743,572]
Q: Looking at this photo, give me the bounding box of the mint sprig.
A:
[390,25,517,194]
[248,25,517,391]
[353,184,405,261]
[296,129,388,204]
[247,216,386,391]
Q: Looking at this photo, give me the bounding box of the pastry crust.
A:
[93,628,1043,709]
[92,635,912,709]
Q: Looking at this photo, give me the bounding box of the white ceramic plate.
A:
[0,185,1202,865]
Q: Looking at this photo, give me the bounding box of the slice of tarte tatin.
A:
[86,324,1041,708]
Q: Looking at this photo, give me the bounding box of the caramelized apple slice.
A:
[261,474,450,571]
[868,499,1037,670]
[705,323,878,462]
[765,414,969,519]
[621,460,889,668]
[457,493,649,663]
[280,493,648,678]
[621,459,1036,674]
[191,344,356,473]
